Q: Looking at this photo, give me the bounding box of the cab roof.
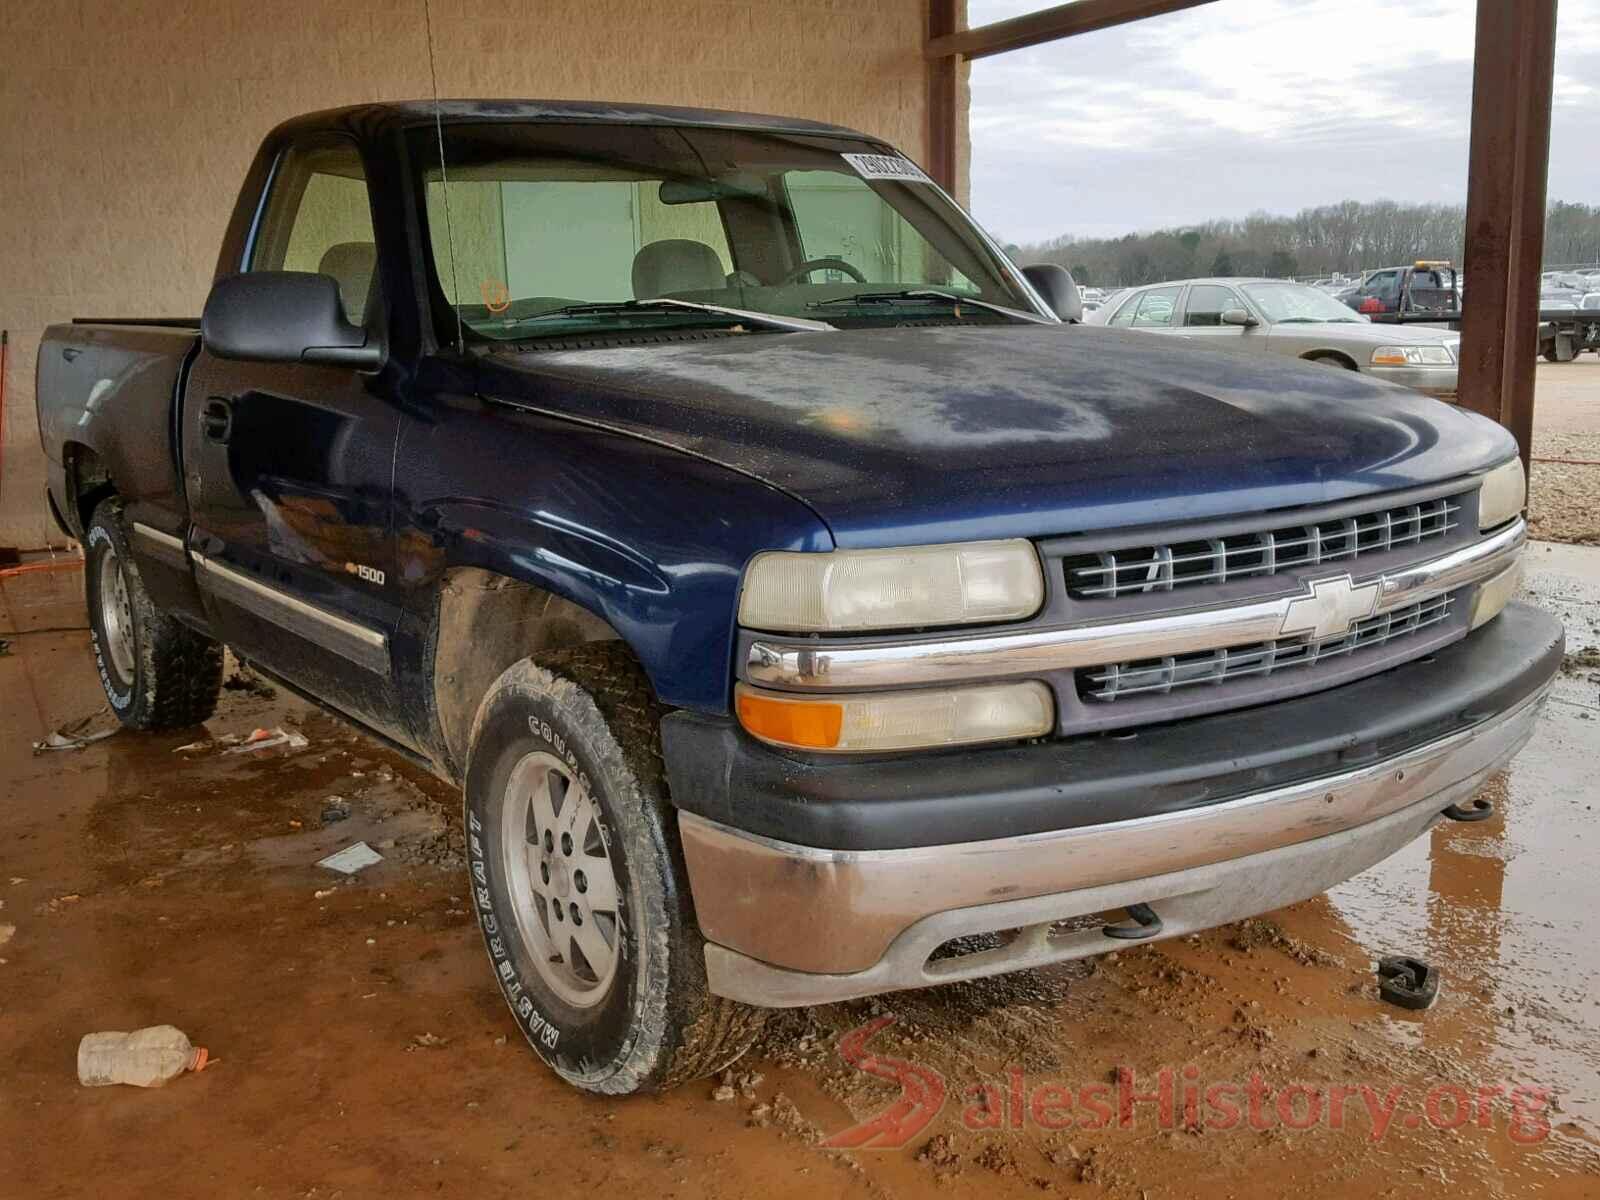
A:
[268,99,870,143]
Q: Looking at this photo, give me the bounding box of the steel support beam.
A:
[927,0,959,193]
[1460,0,1558,474]
[926,0,1218,61]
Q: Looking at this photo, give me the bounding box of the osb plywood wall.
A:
[0,0,969,545]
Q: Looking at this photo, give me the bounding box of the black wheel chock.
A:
[1443,796,1495,822]
[1103,902,1164,941]
[1377,956,1440,1010]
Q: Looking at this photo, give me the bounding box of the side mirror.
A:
[1021,264,1083,323]
[1221,308,1258,328]
[202,272,382,369]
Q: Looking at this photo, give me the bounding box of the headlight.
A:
[1469,561,1523,630]
[738,539,1044,633]
[1372,345,1454,366]
[1478,456,1526,530]
[735,681,1054,752]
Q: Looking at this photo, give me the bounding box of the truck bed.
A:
[36,320,199,536]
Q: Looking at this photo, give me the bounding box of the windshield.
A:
[412,123,1040,341]
[1241,283,1365,323]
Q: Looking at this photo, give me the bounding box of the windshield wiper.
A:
[807,289,1051,325]
[505,298,833,334]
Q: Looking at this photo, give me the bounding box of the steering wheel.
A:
[780,257,868,285]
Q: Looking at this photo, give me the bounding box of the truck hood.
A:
[477,325,1514,548]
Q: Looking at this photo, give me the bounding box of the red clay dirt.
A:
[2,549,1598,1199]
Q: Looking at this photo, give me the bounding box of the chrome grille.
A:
[1079,593,1454,702]
[1064,496,1461,599]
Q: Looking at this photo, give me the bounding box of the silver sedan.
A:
[1084,278,1460,397]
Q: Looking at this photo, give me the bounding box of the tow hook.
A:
[1102,902,1164,941]
[1377,955,1440,1010]
[1442,796,1495,822]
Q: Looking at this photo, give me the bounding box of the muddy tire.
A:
[464,643,764,1094]
[84,499,223,730]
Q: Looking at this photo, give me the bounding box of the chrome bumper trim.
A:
[705,780,1481,1008]
[746,518,1525,691]
[681,681,1548,983]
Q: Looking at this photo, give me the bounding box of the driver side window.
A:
[250,138,378,325]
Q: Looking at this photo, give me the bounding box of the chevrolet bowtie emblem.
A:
[1280,574,1381,641]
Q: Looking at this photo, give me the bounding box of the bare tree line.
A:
[1011,199,1600,288]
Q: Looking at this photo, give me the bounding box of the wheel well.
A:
[64,443,115,533]
[1302,350,1359,371]
[431,568,629,772]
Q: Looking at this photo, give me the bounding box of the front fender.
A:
[390,400,833,717]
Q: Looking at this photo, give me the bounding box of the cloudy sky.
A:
[968,0,1600,245]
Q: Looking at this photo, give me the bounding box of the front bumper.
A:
[672,603,1562,1006]
[1368,362,1458,397]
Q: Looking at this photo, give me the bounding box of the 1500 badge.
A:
[345,562,385,586]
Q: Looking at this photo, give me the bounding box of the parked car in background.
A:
[1535,276,1600,361]
[1087,278,1460,396]
[1341,262,1460,319]
[1539,283,1585,312]
[1543,271,1592,292]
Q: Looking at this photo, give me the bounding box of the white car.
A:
[1087,277,1460,397]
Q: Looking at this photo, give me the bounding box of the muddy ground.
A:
[2,545,1598,1198]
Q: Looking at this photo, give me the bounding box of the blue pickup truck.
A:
[36,101,1560,1095]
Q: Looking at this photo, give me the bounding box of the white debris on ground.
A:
[317,842,385,875]
[31,717,116,754]
[224,727,309,755]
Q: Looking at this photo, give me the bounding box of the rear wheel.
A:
[84,499,222,730]
[464,644,764,1094]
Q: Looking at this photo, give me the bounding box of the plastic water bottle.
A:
[77,1026,209,1087]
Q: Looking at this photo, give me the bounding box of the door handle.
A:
[62,346,81,362]
[201,398,233,443]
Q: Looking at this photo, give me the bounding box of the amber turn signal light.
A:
[736,689,845,750]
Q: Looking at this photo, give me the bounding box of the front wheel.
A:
[464,644,764,1094]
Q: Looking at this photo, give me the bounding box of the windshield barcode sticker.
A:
[842,153,932,184]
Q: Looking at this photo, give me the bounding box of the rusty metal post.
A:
[1459,0,1517,427]
[1460,0,1558,475]
[1500,1,1557,473]
[927,0,959,194]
